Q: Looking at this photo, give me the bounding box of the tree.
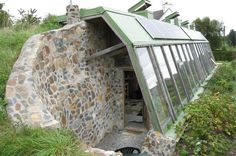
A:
[193,17,224,50]
[0,3,12,27]
[227,29,236,46]
[17,8,41,25]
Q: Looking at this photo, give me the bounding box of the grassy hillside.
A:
[0,20,91,156]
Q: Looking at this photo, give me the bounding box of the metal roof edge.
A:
[80,7,106,18]
[80,6,137,19]
[164,11,180,20]
[102,12,133,45]
[132,40,208,47]
[128,0,151,13]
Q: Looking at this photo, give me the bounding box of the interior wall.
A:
[32,21,124,146]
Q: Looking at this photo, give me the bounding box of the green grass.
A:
[0,21,92,156]
[0,125,91,156]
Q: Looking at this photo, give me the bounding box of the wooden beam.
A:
[86,43,125,60]
[108,47,127,57]
[115,66,133,71]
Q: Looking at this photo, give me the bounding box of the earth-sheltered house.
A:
[5,1,216,155]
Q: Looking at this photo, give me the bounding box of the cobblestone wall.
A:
[142,130,176,156]
[6,21,124,146]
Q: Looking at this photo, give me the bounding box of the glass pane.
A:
[180,45,197,89]
[154,46,181,113]
[203,43,215,70]
[171,45,181,62]
[189,44,205,81]
[186,44,201,82]
[163,46,187,103]
[186,44,194,60]
[199,44,211,73]
[172,45,193,96]
[201,43,214,72]
[136,48,157,89]
[136,47,171,126]
[194,44,208,77]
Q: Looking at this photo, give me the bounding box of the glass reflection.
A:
[136,47,171,126]
[171,45,193,97]
[163,46,187,103]
[188,44,205,81]
[179,45,197,90]
[154,46,182,113]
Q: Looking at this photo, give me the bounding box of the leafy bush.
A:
[176,92,236,156]
[0,125,91,156]
[231,60,236,68]
[205,62,236,93]
[213,50,235,61]
[39,14,61,31]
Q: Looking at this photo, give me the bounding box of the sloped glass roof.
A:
[136,17,190,40]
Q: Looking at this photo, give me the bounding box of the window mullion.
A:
[148,46,177,121]
[169,45,190,101]
[160,46,183,107]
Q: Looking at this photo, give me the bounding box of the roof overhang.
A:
[128,0,152,13]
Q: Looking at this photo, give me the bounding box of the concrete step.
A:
[124,122,147,133]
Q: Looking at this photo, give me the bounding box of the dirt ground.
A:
[227,147,236,156]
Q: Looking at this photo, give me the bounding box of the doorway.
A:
[124,71,149,132]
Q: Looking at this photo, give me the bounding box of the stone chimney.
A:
[66,4,80,24]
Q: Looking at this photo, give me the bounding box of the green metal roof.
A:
[80,7,207,46]
[133,10,154,19]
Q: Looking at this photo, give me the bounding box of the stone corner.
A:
[141,129,176,156]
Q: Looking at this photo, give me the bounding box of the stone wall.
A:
[6,35,59,128]
[141,130,176,156]
[6,21,124,146]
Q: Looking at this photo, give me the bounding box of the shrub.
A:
[176,92,236,156]
[39,14,61,31]
[213,51,234,61]
[205,62,236,93]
